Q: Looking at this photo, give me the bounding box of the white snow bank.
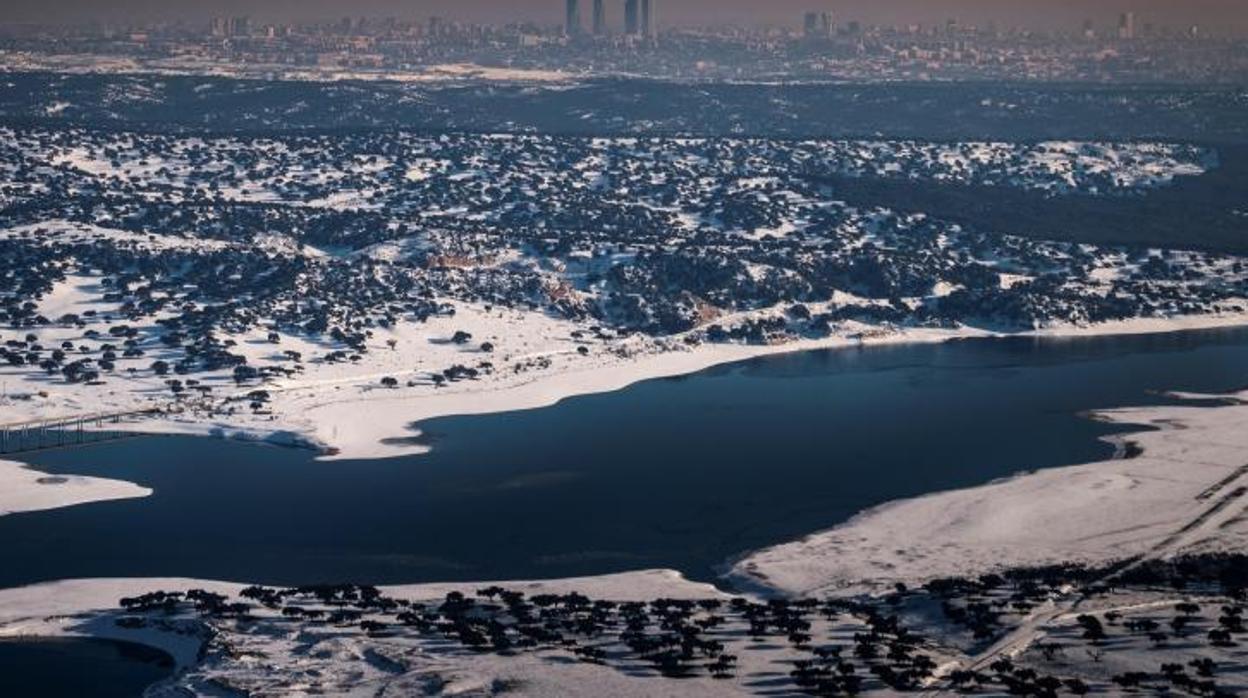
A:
[0,459,150,517]
[7,300,1246,464]
[726,387,1248,597]
[252,310,1248,461]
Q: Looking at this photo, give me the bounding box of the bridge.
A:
[0,408,161,455]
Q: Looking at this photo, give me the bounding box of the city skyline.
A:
[1,0,1245,34]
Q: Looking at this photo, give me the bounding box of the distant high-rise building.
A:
[228,16,249,38]
[593,0,606,35]
[624,0,640,35]
[566,0,583,36]
[803,12,823,38]
[210,17,227,38]
[1118,12,1136,40]
[804,10,833,39]
[820,12,835,37]
[640,0,656,38]
[1082,19,1096,40]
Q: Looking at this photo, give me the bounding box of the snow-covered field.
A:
[2,386,1247,695]
[728,386,1248,597]
[2,127,1212,209]
[2,79,1247,694]
[182,311,1248,461]
[4,291,1247,462]
[0,458,149,517]
[3,126,1245,462]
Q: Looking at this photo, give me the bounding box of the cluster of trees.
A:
[3,124,1245,405]
[116,582,951,694]
[113,553,1248,696]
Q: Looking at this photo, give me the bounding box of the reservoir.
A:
[0,638,173,697]
[5,328,1248,589]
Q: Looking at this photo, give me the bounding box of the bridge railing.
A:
[0,408,161,455]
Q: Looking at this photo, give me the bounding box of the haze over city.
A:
[2,0,1246,34]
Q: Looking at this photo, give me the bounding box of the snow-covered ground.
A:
[0,572,763,697]
[0,570,718,667]
[4,297,1246,461]
[727,385,1248,597]
[0,458,150,517]
[3,127,1211,210]
[0,89,1246,693]
[2,127,1244,463]
[0,375,1246,695]
[221,310,1248,461]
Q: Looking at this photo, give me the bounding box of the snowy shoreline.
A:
[0,458,150,518]
[0,314,1244,590]
[96,309,1248,462]
[0,387,1246,691]
[0,320,1246,693]
[725,385,1248,598]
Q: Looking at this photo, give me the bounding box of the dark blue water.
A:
[0,638,173,697]
[5,329,1248,589]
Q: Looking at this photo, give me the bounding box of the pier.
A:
[0,409,160,455]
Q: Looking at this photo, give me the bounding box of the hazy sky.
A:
[2,1,1244,33]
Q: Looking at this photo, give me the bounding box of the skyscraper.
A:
[565,0,582,37]
[804,12,819,38]
[803,10,834,39]
[640,0,655,38]
[593,0,606,36]
[624,0,640,36]
[820,12,835,38]
[1118,12,1136,40]
[228,16,250,38]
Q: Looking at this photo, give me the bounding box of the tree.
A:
[233,365,259,384]
[1064,678,1089,695]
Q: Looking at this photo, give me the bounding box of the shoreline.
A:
[0,459,150,519]
[723,382,1248,597]
[0,314,1243,589]
[127,311,1248,461]
[0,327,1245,688]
